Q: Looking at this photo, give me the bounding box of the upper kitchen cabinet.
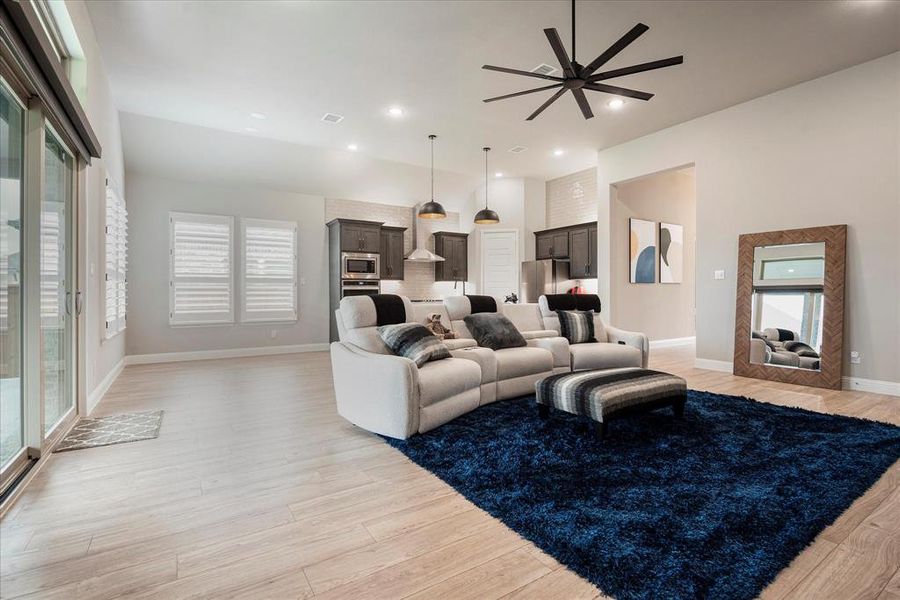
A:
[534,222,598,278]
[535,229,570,259]
[433,232,468,281]
[332,219,382,253]
[380,226,406,280]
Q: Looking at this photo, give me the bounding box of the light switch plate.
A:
[850,351,860,364]
[714,269,725,280]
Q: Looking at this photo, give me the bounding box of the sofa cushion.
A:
[378,323,450,367]
[569,342,642,371]
[464,313,527,351]
[556,310,597,344]
[499,303,545,333]
[417,357,482,407]
[494,347,554,380]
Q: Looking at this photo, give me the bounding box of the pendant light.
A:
[474,147,500,225]
[418,134,447,219]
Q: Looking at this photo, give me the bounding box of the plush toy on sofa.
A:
[425,313,456,340]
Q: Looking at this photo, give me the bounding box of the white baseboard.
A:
[842,376,900,397]
[124,343,330,366]
[650,336,696,349]
[87,358,125,415]
[694,358,733,373]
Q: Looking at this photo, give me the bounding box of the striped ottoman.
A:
[535,368,687,439]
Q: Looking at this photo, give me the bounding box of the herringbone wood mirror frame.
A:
[733,225,847,390]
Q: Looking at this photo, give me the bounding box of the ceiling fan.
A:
[482,0,684,121]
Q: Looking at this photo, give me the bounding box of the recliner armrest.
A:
[520,330,557,340]
[606,325,650,368]
[442,338,477,350]
[330,342,420,439]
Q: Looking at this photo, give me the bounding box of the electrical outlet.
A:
[850,351,860,364]
[714,269,725,280]
[270,330,278,339]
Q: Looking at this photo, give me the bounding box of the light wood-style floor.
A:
[1,345,897,599]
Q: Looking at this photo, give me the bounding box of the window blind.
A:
[241,218,298,322]
[104,178,127,337]
[169,212,234,325]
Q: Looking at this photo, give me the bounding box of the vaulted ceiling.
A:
[88,0,900,180]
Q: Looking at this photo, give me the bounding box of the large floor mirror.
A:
[733,225,847,389]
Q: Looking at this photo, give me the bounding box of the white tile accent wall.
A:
[545,167,598,229]
[325,198,468,300]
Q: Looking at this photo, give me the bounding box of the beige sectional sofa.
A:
[331,294,649,439]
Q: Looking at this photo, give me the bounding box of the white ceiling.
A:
[87,0,900,180]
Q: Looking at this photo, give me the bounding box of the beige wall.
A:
[545,168,597,229]
[66,0,126,402]
[611,170,696,341]
[596,52,899,384]
[125,174,328,356]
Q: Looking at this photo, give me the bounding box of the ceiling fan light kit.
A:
[418,134,447,219]
[482,0,684,121]
[474,147,500,225]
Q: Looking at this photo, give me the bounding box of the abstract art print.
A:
[659,222,684,283]
[629,218,656,283]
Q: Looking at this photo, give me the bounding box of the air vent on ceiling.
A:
[321,113,344,124]
[508,145,528,154]
[531,63,557,76]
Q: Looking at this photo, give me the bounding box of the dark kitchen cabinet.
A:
[380,226,406,280]
[434,232,468,281]
[535,230,569,259]
[338,221,382,253]
[567,225,599,278]
[534,222,598,277]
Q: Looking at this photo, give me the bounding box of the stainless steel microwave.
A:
[341,252,380,280]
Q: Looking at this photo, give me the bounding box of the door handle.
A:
[75,291,84,316]
[65,291,72,316]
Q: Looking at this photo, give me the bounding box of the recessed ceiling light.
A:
[245,127,258,133]
[552,149,564,157]
[249,112,267,120]
[495,172,503,178]
[387,106,404,117]
[347,143,358,151]
[607,99,625,110]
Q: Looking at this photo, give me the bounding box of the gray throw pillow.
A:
[556,309,597,344]
[463,313,526,351]
[377,323,450,367]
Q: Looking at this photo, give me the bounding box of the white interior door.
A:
[480,230,519,300]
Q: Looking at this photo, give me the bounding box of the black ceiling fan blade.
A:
[483,84,563,103]
[543,28,576,78]
[572,88,594,119]
[587,56,684,82]
[482,65,564,82]
[582,23,650,76]
[584,82,654,101]
[526,88,568,121]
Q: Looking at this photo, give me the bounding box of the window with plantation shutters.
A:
[169,212,234,326]
[240,218,298,322]
[104,177,127,337]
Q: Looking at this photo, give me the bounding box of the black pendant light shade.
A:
[474,147,500,225]
[418,134,447,219]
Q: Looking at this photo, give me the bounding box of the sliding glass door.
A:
[0,81,25,474]
[41,127,74,436]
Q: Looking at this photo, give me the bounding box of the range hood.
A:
[405,205,445,263]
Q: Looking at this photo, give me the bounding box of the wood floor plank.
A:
[1,346,896,600]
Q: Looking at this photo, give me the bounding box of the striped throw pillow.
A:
[555,310,597,344]
[377,323,451,367]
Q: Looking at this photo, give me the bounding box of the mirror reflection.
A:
[749,242,825,371]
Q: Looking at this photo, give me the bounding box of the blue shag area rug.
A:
[384,390,900,600]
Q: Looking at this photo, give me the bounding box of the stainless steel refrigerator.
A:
[520,259,571,303]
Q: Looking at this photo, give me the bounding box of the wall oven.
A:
[342,252,380,280]
[341,280,380,298]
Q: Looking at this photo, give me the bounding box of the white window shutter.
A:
[105,178,127,338]
[169,212,234,325]
[241,219,298,322]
